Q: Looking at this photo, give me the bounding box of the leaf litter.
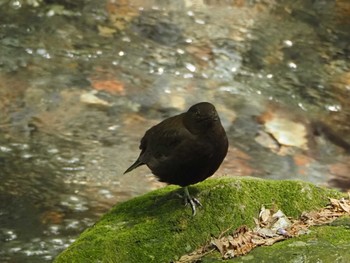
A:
[176,194,350,262]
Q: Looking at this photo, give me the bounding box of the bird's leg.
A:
[183,187,202,216]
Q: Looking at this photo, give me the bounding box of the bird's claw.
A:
[183,187,202,216]
[185,196,202,216]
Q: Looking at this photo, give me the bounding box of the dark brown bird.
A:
[124,102,228,215]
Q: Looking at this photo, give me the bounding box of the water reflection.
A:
[0,0,349,262]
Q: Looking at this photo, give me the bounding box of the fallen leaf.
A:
[178,196,350,261]
[211,238,225,256]
[259,206,271,223]
[339,198,350,213]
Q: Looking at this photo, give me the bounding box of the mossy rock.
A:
[230,218,350,263]
[54,177,344,263]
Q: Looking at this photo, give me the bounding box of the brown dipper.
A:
[124,102,228,215]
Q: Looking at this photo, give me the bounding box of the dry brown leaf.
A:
[264,235,285,246]
[256,227,277,238]
[259,206,271,224]
[329,198,340,207]
[178,196,350,261]
[253,217,259,225]
[176,248,215,263]
[339,199,350,213]
[211,238,225,256]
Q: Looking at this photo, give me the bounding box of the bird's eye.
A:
[195,110,200,116]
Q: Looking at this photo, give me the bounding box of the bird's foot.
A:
[183,187,202,216]
[185,196,202,216]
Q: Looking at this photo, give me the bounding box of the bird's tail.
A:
[124,159,144,174]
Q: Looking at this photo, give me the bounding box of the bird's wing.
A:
[139,114,194,161]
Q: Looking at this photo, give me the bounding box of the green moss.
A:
[329,215,350,227]
[230,225,350,263]
[54,177,343,263]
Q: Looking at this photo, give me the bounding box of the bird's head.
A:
[184,102,220,133]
